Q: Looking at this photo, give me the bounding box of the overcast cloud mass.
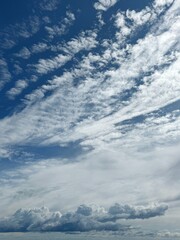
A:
[0,0,180,237]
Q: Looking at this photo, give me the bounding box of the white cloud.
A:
[94,0,118,11]
[33,30,97,74]
[15,47,31,59]
[35,54,71,74]
[6,80,28,99]
[45,11,75,38]
[126,8,152,25]
[154,0,174,7]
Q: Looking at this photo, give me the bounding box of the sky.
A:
[0,0,180,237]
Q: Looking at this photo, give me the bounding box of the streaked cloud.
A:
[32,31,97,75]
[45,11,75,38]
[34,54,71,75]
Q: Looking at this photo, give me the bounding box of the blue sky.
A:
[0,0,180,236]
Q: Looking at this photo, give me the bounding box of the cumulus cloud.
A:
[0,203,168,232]
[0,207,61,232]
[107,203,168,220]
[94,0,118,11]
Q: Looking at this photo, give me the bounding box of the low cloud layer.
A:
[0,203,168,232]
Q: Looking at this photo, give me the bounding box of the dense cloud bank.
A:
[0,203,168,232]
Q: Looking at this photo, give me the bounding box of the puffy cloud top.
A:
[108,203,168,219]
[0,203,168,232]
[76,205,93,216]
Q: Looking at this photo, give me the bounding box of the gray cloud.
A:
[108,203,168,219]
[157,231,180,238]
[0,203,168,232]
